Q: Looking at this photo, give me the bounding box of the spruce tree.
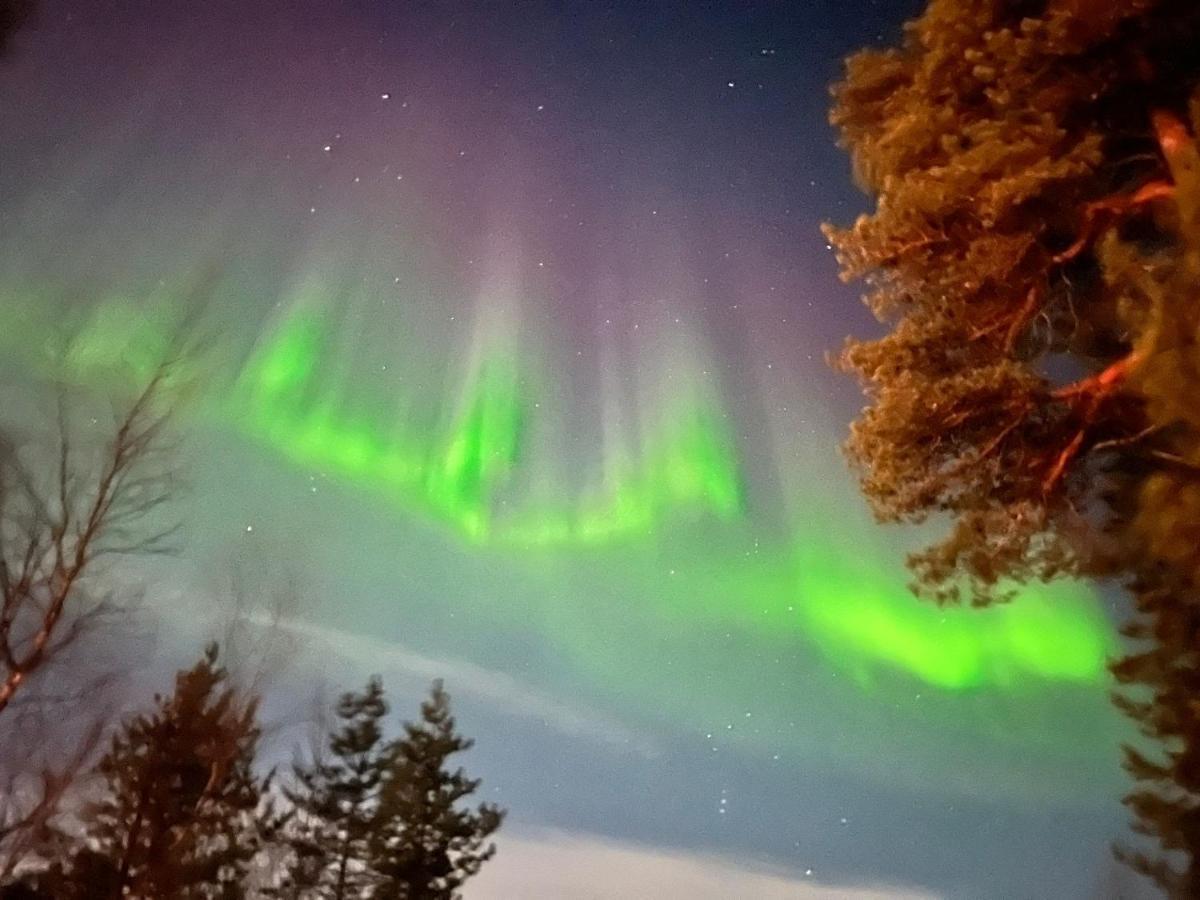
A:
[70,643,266,899]
[369,681,503,900]
[824,1,1200,893]
[273,677,389,899]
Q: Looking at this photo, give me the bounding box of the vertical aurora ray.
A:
[212,278,747,546]
[423,356,525,539]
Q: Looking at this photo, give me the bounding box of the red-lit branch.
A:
[1052,180,1175,265]
[1043,351,1143,493]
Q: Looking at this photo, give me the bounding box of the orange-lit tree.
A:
[824,1,1200,894]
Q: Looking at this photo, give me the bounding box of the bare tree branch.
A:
[0,360,182,717]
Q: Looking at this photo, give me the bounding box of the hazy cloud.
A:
[469,828,938,900]
[260,615,662,757]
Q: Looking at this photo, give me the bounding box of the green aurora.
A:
[0,5,1145,890]
[0,289,1115,699]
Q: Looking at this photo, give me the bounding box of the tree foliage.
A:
[825,0,1200,893]
[0,659,504,900]
[370,681,504,900]
[268,678,503,900]
[273,677,390,899]
[67,643,267,899]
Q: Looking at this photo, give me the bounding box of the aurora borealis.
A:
[0,1,1140,897]
[0,259,1115,694]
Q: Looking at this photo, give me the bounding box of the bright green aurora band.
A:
[0,289,1115,702]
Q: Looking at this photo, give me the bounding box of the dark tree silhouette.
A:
[68,643,266,899]
[824,0,1200,894]
[0,0,32,57]
[272,677,390,899]
[369,681,503,900]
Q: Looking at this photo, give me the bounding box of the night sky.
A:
[0,1,1148,897]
